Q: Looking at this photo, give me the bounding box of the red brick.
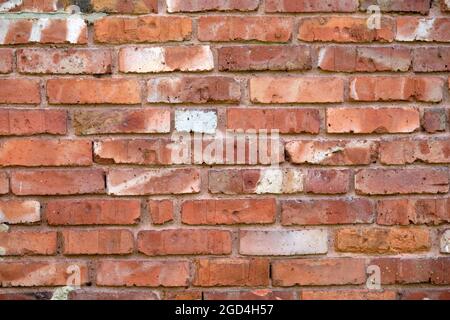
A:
[0,49,13,73]
[209,169,303,195]
[0,261,88,287]
[0,18,87,44]
[74,109,170,135]
[413,48,450,72]
[266,0,358,12]
[94,16,192,43]
[69,290,160,300]
[300,290,397,300]
[47,79,141,105]
[147,76,240,104]
[304,169,350,194]
[148,200,174,225]
[194,259,270,287]
[0,293,51,300]
[335,227,431,254]
[422,109,446,133]
[355,168,449,195]
[377,198,450,226]
[92,0,158,13]
[380,139,450,164]
[137,229,231,255]
[350,77,444,102]
[0,200,40,224]
[0,172,8,194]
[250,77,344,103]
[0,0,61,12]
[163,291,202,300]
[272,258,366,286]
[396,17,450,42]
[370,258,450,285]
[0,231,57,256]
[218,45,311,71]
[107,168,200,196]
[167,0,259,12]
[0,109,66,136]
[281,199,374,226]
[11,169,105,196]
[46,199,141,226]
[298,17,394,42]
[327,108,420,134]
[400,290,450,300]
[62,229,134,255]
[198,16,293,42]
[0,139,92,167]
[181,199,276,225]
[318,46,411,72]
[286,140,377,166]
[17,48,112,74]
[96,260,189,287]
[0,79,40,104]
[359,0,431,14]
[227,108,320,134]
[204,290,295,300]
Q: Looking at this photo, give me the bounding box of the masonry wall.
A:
[0,0,449,300]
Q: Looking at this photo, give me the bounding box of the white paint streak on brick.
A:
[317,47,327,67]
[66,15,86,44]
[175,110,217,134]
[0,224,9,232]
[0,0,23,12]
[239,230,328,255]
[29,18,50,42]
[0,19,11,44]
[441,230,450,254]
[108,171,164,195]
[166,0,177,12]
[416,18,434,41]
[256,169,303,194]
[350,78,359,100]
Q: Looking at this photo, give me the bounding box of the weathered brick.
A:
[181,199,276,225]
[272,258,366,286]
[0,109,66,136]
[94,16,192,43]
[266,0,358,12]
[198,16,293,42]
[0,49,13,73]
[239,230,328,256]
[194,259,270,287]
[359,0,431,14]
[0,139,92,167]
[69,290,160,300]
[107,169,200,196]
[164,291,202,300]
[167,0,259,12]
[0,200,40,224]
[350,77,444,102]
[355,168,449,195]
[377,198,450,226]
[0,262,88,287]
[300,290,397,300]
[396,17,450,42]
[0,231,57,256]
[96,260,189,287]
[422,109,446,133]
[298,17,394,42]
[318,46,411,72]
[0,172,8,194]
[137,229,231,255]
[380,139,450,164]
[204,290,295,300]
[91,0,158,13]
[400,290,450,300]
[0,17,87,44]
[46,199,141,226]
[304,169,350,194]
[17,48,112,74]
[209,169,303,195]
[218,45,311,71]
[147,200,174,225]
[335,227,431,254]
[227,108,320,134]
[62,229,134,255]
[147,77,240,104]
[327,108,420,134]
[0,0,61,12]
[175,110,217,134]
[281,199,374,226]
[413,48,450,72]
[73,109,170,135]
[250,77,344,103]
[0,79,40,104]
[119,46,213,73]
[47,78,141,105]
[94,139,173,165]
[442,0,450,11]
[286,140,377,165]
[441,230,450,254]
[11,169,105,195]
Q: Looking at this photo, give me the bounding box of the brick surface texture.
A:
[0,0,449,301]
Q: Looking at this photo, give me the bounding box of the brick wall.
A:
[0,0,449,301]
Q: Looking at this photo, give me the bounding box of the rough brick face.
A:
[3,0,450,301]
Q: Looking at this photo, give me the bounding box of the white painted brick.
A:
[441,230,450,254]
[175,110,217,134]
